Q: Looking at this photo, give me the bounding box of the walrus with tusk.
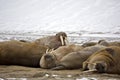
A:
[83,46,120,74]
[0,32,69,67]
[34,32,69,50]
[40,44,84,69]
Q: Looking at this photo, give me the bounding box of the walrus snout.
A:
[95,62,107,73]
[40,53,57,69]
[87,61,107,73]
[56,32,69,46]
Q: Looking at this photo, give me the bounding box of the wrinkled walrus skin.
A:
[34,32,69,50]
[83,46,120,74]
[0,40,47,67]
[52,45,106,70]
[40,44,84,69]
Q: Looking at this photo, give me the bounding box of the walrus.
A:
[82,40,120,48]
[0,40,47,67]
[19,40,30,43]
[51,44,106,70]
[82,46,120,74]
[81,42,97,47]
[98,40,120,47]
[40,44,84,69]
[34,32,69,49]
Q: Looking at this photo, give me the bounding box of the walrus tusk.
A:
[60,36,64,46]
[83,69,97,73]
[49,48,54,53]
[65,37,69,45]
[46,49,49,53]
[45,48,54,54]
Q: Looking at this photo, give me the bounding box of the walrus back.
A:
[0,40,47,67]
[54,45,106,69]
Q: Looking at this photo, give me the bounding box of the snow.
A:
[0,0,120,35]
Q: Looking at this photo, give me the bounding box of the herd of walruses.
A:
[0,32,120,74]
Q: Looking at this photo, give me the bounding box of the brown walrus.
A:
[0,40,47,67]
[0,32,68,67]
[83,46,120,74]
[19,40,30,43]
[34,32,69,49]
[81,40,120,48]
[98,40,120,47]
[81,42,97,47]
[40,44,84,69]
[51,44,106,70]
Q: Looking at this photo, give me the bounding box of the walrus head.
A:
[84,48,115,73]
[83,61,107,73]
[87,61,107,73]
[40,49,57,69]
[98,40,109,46]
[55,32,69,46]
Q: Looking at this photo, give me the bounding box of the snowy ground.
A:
[0,0,120,33]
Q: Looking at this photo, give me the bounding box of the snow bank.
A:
[0,0,120,34]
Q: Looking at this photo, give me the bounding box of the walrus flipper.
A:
[51,65,66,70]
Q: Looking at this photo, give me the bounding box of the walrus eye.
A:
[44,55,51,59]
[44,54,53,61]
[95,63,106,73]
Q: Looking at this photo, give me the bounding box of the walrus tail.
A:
[51,65,66,70]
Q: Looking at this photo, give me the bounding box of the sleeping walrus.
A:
[83,46,120,74]
[51,44,106,70]
[34,32,69,49]
[40,44,84,69]
[98,40,120,47]
[0,40,47,67]
[81,40,120,48]
[81,42,97,47]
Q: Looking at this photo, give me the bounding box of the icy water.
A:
[0,31,120,44]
